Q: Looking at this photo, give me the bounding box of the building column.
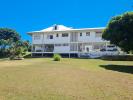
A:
[82,43,83,53]
[42,44,43,57]
[69,43,71,58]
[42,33,44,57]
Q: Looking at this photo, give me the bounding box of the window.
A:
[100,48,106,52]
[55,44,61,46]
[63,43,69,46]
[54,25,58,30]
[95,32,102,37]
[47,35,53,39]
[62,33,68,37]
[80,33,82,36]
[34,35,40,40]
[86,32,90,36]
[50,35,53,39]
[107,45,115,48]
[56,34,59,37]
[107,49,118,51]
[55,44,69,46]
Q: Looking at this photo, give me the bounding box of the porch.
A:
[32,44,54,53]
[31,42,108,54]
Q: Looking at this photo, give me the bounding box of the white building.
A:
[28,24,110,57]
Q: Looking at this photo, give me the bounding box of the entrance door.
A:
[85,45,92,52]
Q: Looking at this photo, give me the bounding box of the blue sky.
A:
[0,0,132,41]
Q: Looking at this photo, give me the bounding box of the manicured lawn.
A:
[0,58,133,100]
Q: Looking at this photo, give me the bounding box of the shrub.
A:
[9,55,15,60]
[24,52,31,58]
[53,54,61,61]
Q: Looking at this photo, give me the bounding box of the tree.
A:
[22,40,31,52]
[102,12,133,53]
[0,28,30,59]
[9,40,29,60]
[0,28,20,42]
[0,28,21,57]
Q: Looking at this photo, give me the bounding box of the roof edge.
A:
[27,27,105,34]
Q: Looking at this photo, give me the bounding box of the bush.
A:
[9,55,15,60]
[53,54,61,61]
[9,55,24,60]
[24,53,32,58]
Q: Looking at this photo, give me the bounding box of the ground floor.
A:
[31,42,109,57]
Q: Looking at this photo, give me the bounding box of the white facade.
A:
[28,25,109,56]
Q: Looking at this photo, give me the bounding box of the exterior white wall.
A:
[54,33,70,44]
[32,33,70,44]
[54,45,70,53]
[43,33,55,44]
[32,34,43,44]
[32,31,105,45]
[31,29,108,53]
[78,31,103,42]
[43,32,70,44]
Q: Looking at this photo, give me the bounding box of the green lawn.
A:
[0,58,133,100]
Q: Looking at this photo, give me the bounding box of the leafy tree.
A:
[0,28,20,42]
[22,40,31,52]
[9,41,28,60]
[0,28,21,57]
[0,28,30,59]
[102,12,133,53]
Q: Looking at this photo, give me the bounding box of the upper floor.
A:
[27,25,107,44]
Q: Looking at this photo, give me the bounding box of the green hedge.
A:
[102,55,133,61]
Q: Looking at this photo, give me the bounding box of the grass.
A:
[0,58,133,100]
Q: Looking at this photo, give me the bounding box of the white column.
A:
[69,43,71,58]
[54,43,55,54]
[42,33,44,57]
[82,43,83,53]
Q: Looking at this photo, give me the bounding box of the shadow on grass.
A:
[100,64,133,74]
